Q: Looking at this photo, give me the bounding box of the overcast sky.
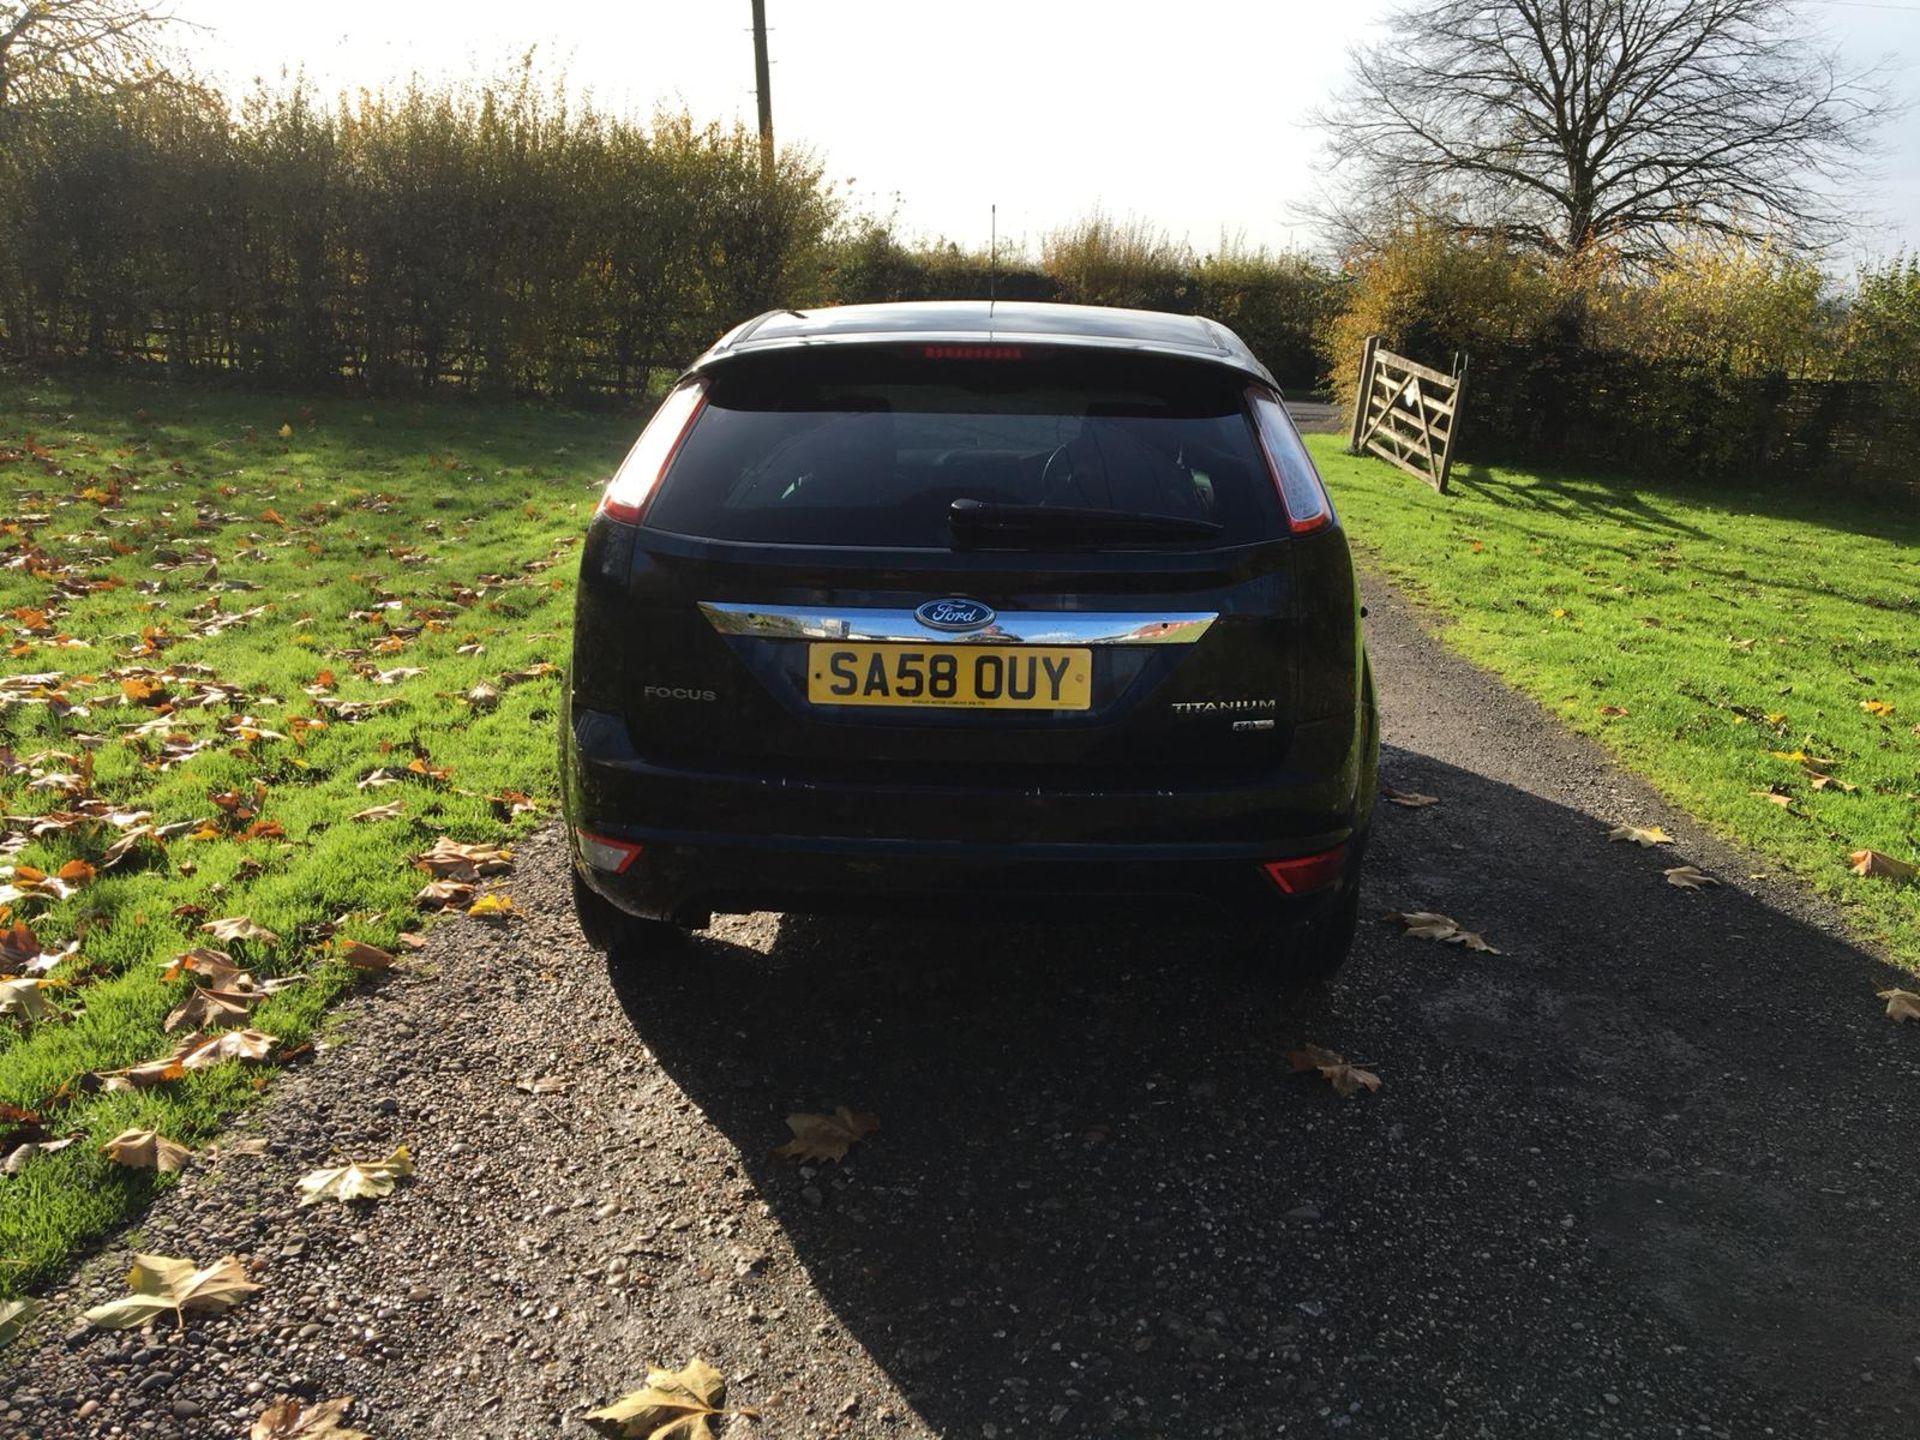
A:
[174,0,1919,266]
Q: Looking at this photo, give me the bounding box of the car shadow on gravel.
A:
[603,747,1919,1438]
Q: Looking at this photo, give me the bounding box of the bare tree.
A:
[0,0,179,114]
[1312,0,1897,261]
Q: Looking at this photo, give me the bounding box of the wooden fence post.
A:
[1436,357,1467,495]
[1347,334,1379,455]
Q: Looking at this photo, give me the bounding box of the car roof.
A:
[689,300,1276,386]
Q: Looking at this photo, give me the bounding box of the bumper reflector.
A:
[576,828,642,874]
[1260,844,1348,896]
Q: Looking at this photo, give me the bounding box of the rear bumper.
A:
[564,704,1371,925]
[571,824,1362,926]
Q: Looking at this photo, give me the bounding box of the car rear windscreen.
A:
[641,347,1283,547]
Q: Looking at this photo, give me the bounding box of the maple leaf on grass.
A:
[250,1396,370,1440]
[1288,1044,1382,1098]
[83,1253,259,1330]
[1848,849,1916,881]
[775,1106,879,1163]
[4,1136,78,1174]
[1383,911,1502,954]
[414,836,512,881]
[297,1144,413,1205]
[415,878,475,910]
[98,1029,277,1089]
[0,1299,41,1351]
[0,919,44,973]
[349,800,404,823]
[103,1128,191,1173]
[336,939,394,971]
[1607,823,1673,847]
[0,977,54,1022]
[200,915,281,945]
[583,1357,758,1440]
[1381,785,1439,808]
[159,946,248,985]
[1878,988,1920,1023]
[1663,866,1719,890]
[163,984,261,1033]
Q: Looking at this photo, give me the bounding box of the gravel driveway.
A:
[5,573,1917,1439]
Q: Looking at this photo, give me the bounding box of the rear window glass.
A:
[641,348,1281,547]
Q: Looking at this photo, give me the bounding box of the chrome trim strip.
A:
[698,602,1217,647]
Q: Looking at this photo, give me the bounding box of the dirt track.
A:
[5,571,1917,1439]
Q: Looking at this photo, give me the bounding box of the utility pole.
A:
[750,0,774,183]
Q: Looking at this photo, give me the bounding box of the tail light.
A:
[1247,388,1333,535]
[575,827,641,874]
[597,382,707,525]
[1261,843,1348,895]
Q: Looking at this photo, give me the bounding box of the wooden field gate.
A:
[1347,336,1467,493]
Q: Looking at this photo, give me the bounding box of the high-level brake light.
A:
[922,344,1025,361]
[597,382,707,525]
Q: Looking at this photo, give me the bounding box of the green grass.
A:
[1309,436,1920,969]
[0,376,635,1296]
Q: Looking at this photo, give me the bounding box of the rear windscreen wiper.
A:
[948,498,1223,547]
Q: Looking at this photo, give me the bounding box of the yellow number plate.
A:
[807,643,1091,710]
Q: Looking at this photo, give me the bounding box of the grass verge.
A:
[1308,435,1920,969]
[1,376,634,1296]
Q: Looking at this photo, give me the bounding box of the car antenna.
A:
[988,203,997,319]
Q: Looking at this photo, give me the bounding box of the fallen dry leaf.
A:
[775,1107,879,1163]
[1287,1043,1382,1097]
[1849,849,1916,881]
[1597,704,1630,718]
[4,1135,78,1174]
[414,836,512,881]
[414,878,475,910]
[199,916,280,945]
[176,1029,277,1069]
[349,801,404,823]
[297,1144,413,1206]
[336,940,394,972]
[1663,865,1719,890]
[163,985,260,1033]
[83,1253,259,1330]
[0,1298,41,1351]
[100,1029,278,1089]
[1383,911,1502,954]
[1381,786,1439,809]
[0,977,53,1022]
[159,946,248,985]
[1607,823,1673,847]
[1878,988,1920,1022]
[250,1396,370,1440]
[466,892,516,920]
[1860,699,1895,717]
[103,1128,191,1174]
[583,1357,755,1440]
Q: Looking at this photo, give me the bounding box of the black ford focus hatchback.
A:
[562,301,1377,976]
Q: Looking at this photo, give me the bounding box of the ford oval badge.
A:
[915,597,995,632]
